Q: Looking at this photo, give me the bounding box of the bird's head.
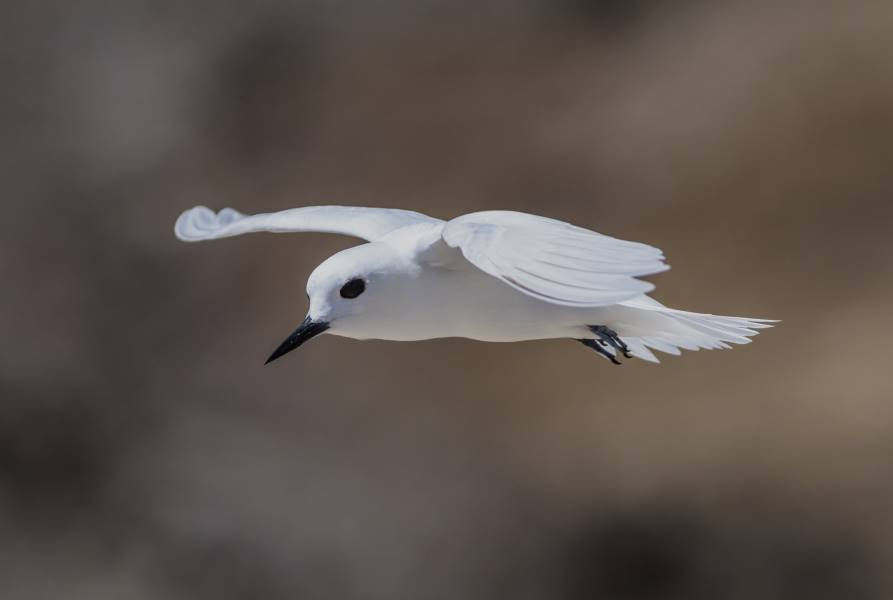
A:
[265,242,415,364]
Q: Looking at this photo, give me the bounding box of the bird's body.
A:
[176,205,774,364]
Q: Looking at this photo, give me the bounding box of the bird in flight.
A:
[175,206,774,365]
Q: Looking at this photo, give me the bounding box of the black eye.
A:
[339,278,365,299]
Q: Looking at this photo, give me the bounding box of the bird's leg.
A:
[587,325,632,359]
[579,338,622,365]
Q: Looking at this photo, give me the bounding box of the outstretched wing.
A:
[441,211,669,307]
[175,205,442,243]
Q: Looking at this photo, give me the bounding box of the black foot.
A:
[579,338,622,365]
[586,325,633,361]
[588,325,632,358]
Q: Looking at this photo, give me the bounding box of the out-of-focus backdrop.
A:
[3,1,893,598]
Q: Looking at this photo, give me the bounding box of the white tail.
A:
[608,296,777,363]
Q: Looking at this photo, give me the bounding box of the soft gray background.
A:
[3,1,893,599]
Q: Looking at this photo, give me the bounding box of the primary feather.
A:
[442,211,669,307]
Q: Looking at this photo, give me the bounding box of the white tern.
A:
[175,206,774,364]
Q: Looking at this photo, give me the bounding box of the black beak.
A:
[265,316,330,365]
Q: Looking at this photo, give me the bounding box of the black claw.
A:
[588,325,632,359]
[579,338,622,365]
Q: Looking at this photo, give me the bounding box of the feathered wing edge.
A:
[442,211,670,308]
[175,205,441,243]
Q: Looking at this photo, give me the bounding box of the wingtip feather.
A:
[175,205,210,241]
[174,206,245,242]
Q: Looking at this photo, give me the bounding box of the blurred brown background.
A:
[3,1,893,599]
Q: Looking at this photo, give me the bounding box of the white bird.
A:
[175,205,775,365]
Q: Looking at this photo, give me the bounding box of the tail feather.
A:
[623,338,659,363]
[610,298,777,363]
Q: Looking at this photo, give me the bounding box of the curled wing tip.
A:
[174,206,245,241]
[174,205,210,241]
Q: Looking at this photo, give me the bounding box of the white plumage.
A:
[176,205,775,364]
